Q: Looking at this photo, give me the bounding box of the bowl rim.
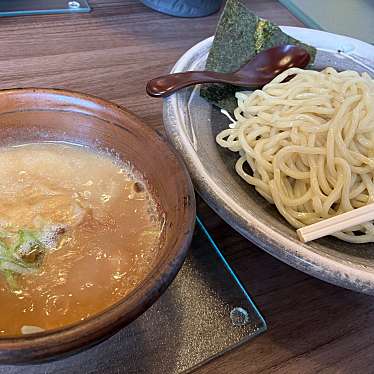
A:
[163,27,374,295]
[0,87,196,363]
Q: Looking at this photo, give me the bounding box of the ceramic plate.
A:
[164,27,374,294]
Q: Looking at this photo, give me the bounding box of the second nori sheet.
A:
[200,0,316,113]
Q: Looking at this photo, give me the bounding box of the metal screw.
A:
[230,307,250,326]
[68,1,81,8]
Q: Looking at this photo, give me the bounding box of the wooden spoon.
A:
[146,45,310,97]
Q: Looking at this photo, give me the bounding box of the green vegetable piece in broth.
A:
[200,0,317,113]
[3,270,18,291]
[0,225,66,290]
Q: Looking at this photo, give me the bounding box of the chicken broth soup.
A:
[0,142,162,336]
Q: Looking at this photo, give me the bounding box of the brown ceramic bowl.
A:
[0,88,195,364]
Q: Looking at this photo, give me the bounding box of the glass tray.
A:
[0,218,266,373]
[0,0,90,17]
[279,0,374,44]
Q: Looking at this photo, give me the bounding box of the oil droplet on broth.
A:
[101,194,111,203]
[0,142,162,335]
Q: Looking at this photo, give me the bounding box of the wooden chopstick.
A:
[297,203,374,243]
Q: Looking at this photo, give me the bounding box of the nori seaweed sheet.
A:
[200,0,316,113]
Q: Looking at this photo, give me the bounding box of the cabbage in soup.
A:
[0,142,161,336]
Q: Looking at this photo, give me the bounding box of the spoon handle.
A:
[146,71,238,97]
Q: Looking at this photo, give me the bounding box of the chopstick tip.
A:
[296,228,307,243]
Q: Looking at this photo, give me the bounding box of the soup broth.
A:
[0,142,161,336]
